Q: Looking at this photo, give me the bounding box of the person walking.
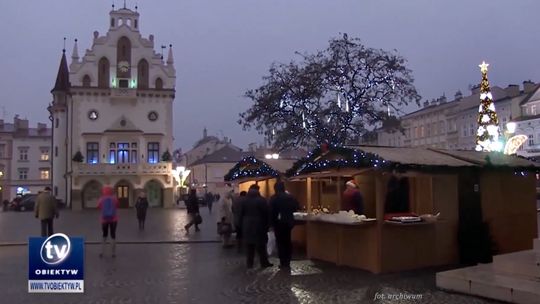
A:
[98,186,119,258]
[240,184,273,269]
[135,191,149,230]
[34,186,58,237]
[270,181,299,269]
[217,190,234,247]
[232,191,247,252]
[206,192,214,213]
[184,188,201,233]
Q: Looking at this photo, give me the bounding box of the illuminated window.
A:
[147,142,160,164]
[40,169,50,180]
[40,148,49,161]
[18,168,28,180]
[86,142,99,164]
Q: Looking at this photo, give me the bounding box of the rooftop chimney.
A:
[505,84,520,97]
[37,123,47,131]
[471,84,481,94]
[454,90,463,101]
[523,80,536,94]
[14,115,28,131]
[438,94,447,104]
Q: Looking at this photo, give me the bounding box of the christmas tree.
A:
[475,61,503,152]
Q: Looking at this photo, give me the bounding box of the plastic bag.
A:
[267,231,276,256]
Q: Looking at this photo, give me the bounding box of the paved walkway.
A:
[0,207,220,245]
[0,207,529,303]
[0,243,501,304]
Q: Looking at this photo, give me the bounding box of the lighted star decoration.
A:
[479,61,489,73]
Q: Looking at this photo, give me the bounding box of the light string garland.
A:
[475,61,503,152]
[224,156,280,182]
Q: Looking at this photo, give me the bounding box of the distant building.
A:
[189,145,247,195]
[181,128,234,167]
[49,6,176,209]
[0,116,51,202]
[373,81,537,151]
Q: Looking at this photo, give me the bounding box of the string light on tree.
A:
[475,61,503,152]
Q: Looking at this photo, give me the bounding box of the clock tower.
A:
[49,5,176,210]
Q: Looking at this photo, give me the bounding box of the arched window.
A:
[134,19,138,29]
[98,57,110,88]
[127,19,132,27]
[117,37,131,78]
[110,18,115,27]
[137,59,149,89]
[82,75,91,87]
[155,78,163,90]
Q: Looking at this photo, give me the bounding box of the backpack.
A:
[101,197,116,220]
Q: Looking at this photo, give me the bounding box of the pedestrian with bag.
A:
[184,188,201,233]
[135,191,149,230]
[34,186,58,237]
[270,181,300,269]
[240,184,273,269]
[217,190,234,247]
[98,186,119,258]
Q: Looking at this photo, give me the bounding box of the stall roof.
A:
[224,156,280,182]
[287,145,540,178]
[351,146,476,167]
[430,149,540,168]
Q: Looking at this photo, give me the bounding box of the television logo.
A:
[28,233,84,293]
[40,233,71,265]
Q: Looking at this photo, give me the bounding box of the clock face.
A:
[88,110,98,121]
[118,61,130,73]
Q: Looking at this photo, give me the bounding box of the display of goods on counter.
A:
[295,210,376,223]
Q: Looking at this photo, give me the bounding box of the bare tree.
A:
[239,34,421,150]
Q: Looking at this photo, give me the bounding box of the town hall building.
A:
[49,6,176,209]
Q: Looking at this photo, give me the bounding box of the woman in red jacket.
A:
[97,186,119,258]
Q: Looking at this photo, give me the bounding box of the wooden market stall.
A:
[224,155,306,249]
[287,145,539,273]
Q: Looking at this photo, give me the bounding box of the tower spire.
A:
[51,48,71,93]
[167,44,174,65]
[71,39,79,63]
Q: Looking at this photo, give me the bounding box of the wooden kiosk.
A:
[287,145,538,273]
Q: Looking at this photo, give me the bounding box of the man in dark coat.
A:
[269,181,299,269]
[232,191,247,252]
[184,189,201,233]
[240,184,272,269]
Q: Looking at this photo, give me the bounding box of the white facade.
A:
[49,7,176,209]
[0,117,51,202]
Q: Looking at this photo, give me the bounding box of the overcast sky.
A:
[2,0,540,151]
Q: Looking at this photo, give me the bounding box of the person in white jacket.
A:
[217,190,234,247]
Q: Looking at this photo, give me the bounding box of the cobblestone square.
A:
[0,209,506,303]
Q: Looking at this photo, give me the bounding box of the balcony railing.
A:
[76,163,171,176]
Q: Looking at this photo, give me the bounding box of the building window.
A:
[54,186,58,196]
[82,75,91,87]
[147,142,160,164]
[86,142,99,164]
[532,105,537,116]
[98,57,110,88]
[55,118,59,128]
[528,134,534,146]
[111,18,115,27]
[462,126,467,137]
[117,143,130,163]
[55,146,58,157]
[18,168,28,180]
[155,78,163,90]
[40,148,49,161]
[0,144,4,158]
[40,168,50,180]
[19,148,28,161]
[470,124,474,137]
[137,59,149,89]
